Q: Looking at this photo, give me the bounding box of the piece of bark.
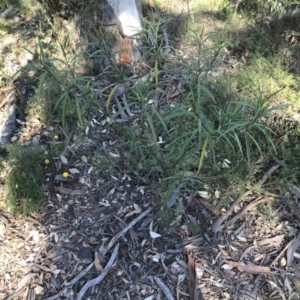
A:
[187,252,205,300]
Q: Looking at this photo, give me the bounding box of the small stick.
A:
[76,244,119,300]
[104,207,152,255]
[259,164,280,186]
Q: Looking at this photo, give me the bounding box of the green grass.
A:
[5,145,47,215]
[0,0,39,13]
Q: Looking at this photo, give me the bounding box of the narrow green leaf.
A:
[106,84,119,110]
[146,113,157,143]
[197,137,208,174]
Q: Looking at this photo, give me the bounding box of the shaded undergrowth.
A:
[0,0,299,217]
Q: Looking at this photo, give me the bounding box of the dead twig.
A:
[76,244,119,300]
[103,207,152,255]
[259,164,280,186]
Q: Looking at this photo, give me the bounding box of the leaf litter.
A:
[2,121,300,300]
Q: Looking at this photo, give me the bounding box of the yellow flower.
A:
[45,159,50,164]
[62,172,69,178]
[54,135,59,140]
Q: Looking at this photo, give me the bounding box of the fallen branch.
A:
[104,206,152,255]
[76,244,120,300]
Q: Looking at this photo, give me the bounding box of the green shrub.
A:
[21,36,101,129]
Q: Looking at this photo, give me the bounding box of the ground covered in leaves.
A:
[1,118,300,300]
[1,2,300,300]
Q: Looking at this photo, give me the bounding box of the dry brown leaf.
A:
[196,196,220,216]
[125,203,142,218]
[224,260,278,275]
[287,233,300,266]
[257,235,284,247]
[94,253,104,273]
